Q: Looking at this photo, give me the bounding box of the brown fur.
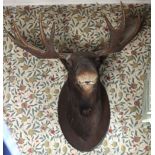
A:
[58,55,110,151]
[7,3,142,151]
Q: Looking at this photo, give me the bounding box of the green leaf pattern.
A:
[3,4,151,155]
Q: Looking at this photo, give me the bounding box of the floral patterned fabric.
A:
[3,3,151,155]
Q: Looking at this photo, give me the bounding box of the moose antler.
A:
[6,2,142,60]
[94,2,142,57]
[6,15,71,60]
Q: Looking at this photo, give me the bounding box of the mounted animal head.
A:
[7,2,141,91]
[6,2,142,151]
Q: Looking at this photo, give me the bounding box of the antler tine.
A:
[39,15,72,59]
[103,15,115,32]
[94,2,142,57]
[8,22,44,53]
[6,17,72,59]
[39,15,49,47]
[104,2,126,32]
[119,1,126,30]
[12,21,30,47]
[39,14,56,52]
[50,22,55,43]
[5,28,27,48]
[103,2,126,32]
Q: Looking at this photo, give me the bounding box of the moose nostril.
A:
[85,81,90,84]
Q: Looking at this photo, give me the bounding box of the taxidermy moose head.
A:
[7,2,142,151]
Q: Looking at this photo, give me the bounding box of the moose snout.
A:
[85,81,91,84]
[82,80,95,85]
[75,71,98,95]
[76,72,98,84]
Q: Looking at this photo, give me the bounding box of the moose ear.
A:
[60,59,72,71]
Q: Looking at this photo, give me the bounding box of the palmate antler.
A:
[94,2,142,57]
[6,2,142,60]
[6,15,71,60]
